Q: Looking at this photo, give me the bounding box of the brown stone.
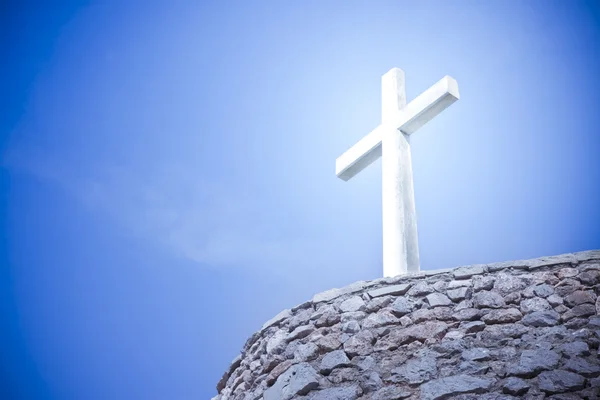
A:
[266,359,293,385]
[564,290,597,307]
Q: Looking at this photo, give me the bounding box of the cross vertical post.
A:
[381,68,420,277]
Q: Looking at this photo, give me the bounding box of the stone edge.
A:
[305,250,599,308]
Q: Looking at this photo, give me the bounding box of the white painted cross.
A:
[336,68,460,278]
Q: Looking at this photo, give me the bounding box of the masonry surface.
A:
[214,250,600,400]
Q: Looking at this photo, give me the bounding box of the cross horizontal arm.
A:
[335,125,384,181]
[391,75,460,135]
[335,75,459,181]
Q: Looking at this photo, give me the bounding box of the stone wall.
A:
[214,250,600,400]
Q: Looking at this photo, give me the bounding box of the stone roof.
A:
[214,249,600,400]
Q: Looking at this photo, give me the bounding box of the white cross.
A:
[336,68,460,278]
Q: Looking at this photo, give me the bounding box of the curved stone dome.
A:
[214,251,600,400]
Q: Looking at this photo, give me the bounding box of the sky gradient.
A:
[2,1,600,399]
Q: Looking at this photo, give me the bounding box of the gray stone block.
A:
[453,264,486,279]
[481,308,523,325]
[508,349,560,377]
[391,356,437,384]
[339,296,366,313]
[574,249,600,261]
[319,349,351,374]
[367,283,412,298]
[426,292,452,307]
[262,309,292,331]
[390,297,415,316]
[307,384,362,400]
[538,370,585,393]
[461,348,490,361]
[312,281,366,303]
[264,362,319,400]
[502,377,530,396]
[447,287,472,302]
[420,374,494,400]
[522,310,560,327]
[473,291,505,309]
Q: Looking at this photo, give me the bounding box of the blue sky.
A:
[1,1,599,398]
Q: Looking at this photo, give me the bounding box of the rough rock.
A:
[508,349,561,377]
[447,287,472,302]
[264,362,319,400]
[411,307,452,323]
[312,281,366,303]
[453,308,482,321]
[520,297,552,313]
[479,324,529,341]
[432,339,466,356]
[390,356,437,384]
[562,303,596,321]
[575,250,600,261]
[522,310,560,327]
[368,283,412,298]
[288,325,315,341]
[458,360,489,375]
[367,386,412,400]
[341,311,367,322]
[365,297,393,313]
[503,292,521,304]
[426,293,452,307]
[340,296,366,313]
[533,284,555,298]
[502,377,530,395]
[453,264,486,279]
[481,308,523,325]
[473,291,505,309]
[578,270,600,285]
[494,274,527,295]
[262,309,292,331]
[555,279,583,297]
[359,371,382,393]
[557,268,580,279]
[462,320,486,333]
[454,299,473,311]
[343,330,375,357]
[402,321,449,342]
[341,320,361,334]
[267,329,289,354]
[266,360,294,385]
[407,281,434,296]
[448,279,473,289]
[547,293,564,306]
[314,309,341,328]
[420,374,495,400]
[564,290,597,307]
[307,384,362,400]
[538,370,585,393]
[462,348,491,361]
[472,276,495,291]
[563,357,600,377]
[361,309,398,329]
[319,350,351,374]
[390,297,415,316]
[288,309,313,331]
[294,342,319,362]
[560,341,590,358]
[313,334,342,352]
